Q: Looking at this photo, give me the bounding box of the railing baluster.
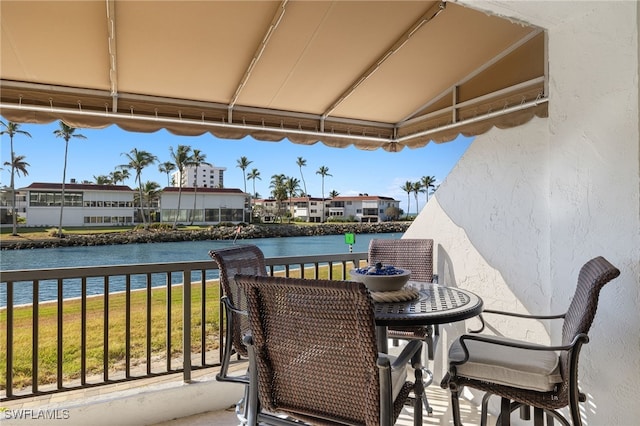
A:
[166,272,172,372]
[32,280,39,395]
[81,277,87,385]
[103,277,109,382]
[183,268,192,382]
[6,281,14,398]
[57,278,63,390]
[146,272,152,375]
[200,269,206,366]
[125,274,131,378]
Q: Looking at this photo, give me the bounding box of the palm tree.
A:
[412,181,423,216]
[329,190,339,198]
[53,121,87,237]
[247,168,261,223]
[120,148,158,229]
[94,175,112,185]
[296,157,309,221]
[3,154,30,233]
[401,181,413,219]
[109,169,129,185]
[169,145,192,229]
[285,176,301,223]
[269,174,287,223]
[189,149,210,225]
[420,175,437,204]
[315,166,332,223]
[236,156,252,193]
[140,180,162,223]
[0,120,31,236]
[158,161,176,187]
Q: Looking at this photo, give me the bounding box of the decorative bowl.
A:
[349,264,411,292]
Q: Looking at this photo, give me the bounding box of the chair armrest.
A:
[482,308,565,320]
[468,309,566,334]
[221,295,247,315]
[389,340,423,370]
[451,333,589,365]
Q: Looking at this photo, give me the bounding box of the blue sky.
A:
[1,118,472,214]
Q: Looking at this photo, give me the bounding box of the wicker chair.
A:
[235,274,424,426]
[208,244,268,422]
[368,238,436,414]
[441,256,620,426]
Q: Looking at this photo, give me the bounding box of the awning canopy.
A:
[0,0,547,152]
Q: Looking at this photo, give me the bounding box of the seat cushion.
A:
[380,353,408,401]
[449,336,562,392]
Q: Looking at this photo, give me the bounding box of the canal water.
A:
[1,232,402,306]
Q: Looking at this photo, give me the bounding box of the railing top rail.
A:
[1,252,367,282]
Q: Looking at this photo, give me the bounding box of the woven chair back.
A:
[209,244,267,357]
[236,274,382,426]
[368,238,434,282]
[560,256,621,375]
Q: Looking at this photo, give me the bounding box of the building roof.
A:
[161,187,245,195]
[21,182,135,192]
[333,195,398,202]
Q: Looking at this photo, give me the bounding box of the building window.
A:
[30,191,83,207]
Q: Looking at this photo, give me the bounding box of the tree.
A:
[93,175,112,185]
[329,190,339,198]
[169,145,192,229]
[412,181,423,216]
[120,148,158,229]
[420,175,437,204]
[296,157,309,221]
[285,176,301,222]
[236,156,252,192]
[400,181,413,219]
[189,149,210,225]
[247,168,261,223]
[3,154,30,229]
[269,174,287,223]
[315,166,332,222]
[158,161,176,187]
[384,205,400,221]
[140,181,162,223]
[109,169,130,185]
[53,121,87,237]
[0,120,31,236]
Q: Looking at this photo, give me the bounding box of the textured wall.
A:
[409,1,640,424]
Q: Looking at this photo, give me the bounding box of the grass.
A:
[0,263,361,390]
[0,281,222,390]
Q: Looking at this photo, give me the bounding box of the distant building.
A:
[329,195,400,222]
[253,194,400,223]
[253,197,329,223]
[19,182,136,227]
[170,164,226,188]
[160,187,248,224]
[16,182,249,227]
[0,186,28,224]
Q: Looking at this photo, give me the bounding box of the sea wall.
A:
[1,222,410,250]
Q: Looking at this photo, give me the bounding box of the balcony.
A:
[1,250,496,425]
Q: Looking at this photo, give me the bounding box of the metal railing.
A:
[1,251,367,401]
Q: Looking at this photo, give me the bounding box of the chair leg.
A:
[449,383,463,426]
[480,392,493,426]
[533,407,544,426]
[499,397,511,426]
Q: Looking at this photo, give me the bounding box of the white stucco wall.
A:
[407,1,640,424]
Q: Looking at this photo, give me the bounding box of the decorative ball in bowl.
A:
[349,263,411,292]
